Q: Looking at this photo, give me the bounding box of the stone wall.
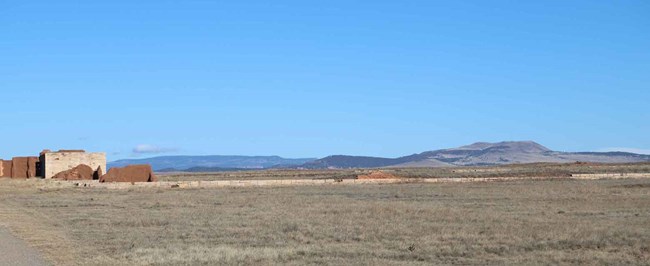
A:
[40,151,106,179]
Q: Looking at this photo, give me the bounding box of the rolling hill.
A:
[299,141,650,169]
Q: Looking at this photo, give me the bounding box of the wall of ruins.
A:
[0,158,38,178]
[3,160,13,177]
[41,152,106,179]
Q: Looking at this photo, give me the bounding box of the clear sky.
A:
[1,0,649,160]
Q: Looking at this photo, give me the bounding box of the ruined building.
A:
[0,150,106,179]
[39,150,106,179]
[2,149,154,183]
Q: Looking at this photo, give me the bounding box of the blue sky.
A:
[1,0,649,160]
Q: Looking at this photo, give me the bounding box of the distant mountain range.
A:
[301,141,650,169]
[108,155,316,171]
[108,141,650,171]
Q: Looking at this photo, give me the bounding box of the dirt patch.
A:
[0,180,78,265]
[0,227,48,266]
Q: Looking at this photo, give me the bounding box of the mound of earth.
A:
[52,164,96,180]
[100,165,157,183]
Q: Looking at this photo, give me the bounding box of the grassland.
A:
[158,162,650,182]
[1,165,649,265]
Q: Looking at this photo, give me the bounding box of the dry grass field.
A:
[158,169,364,182]
[158,162,650,182]
[1,167,650,265]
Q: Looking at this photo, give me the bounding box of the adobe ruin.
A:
[51,164,95,181]
[40,150,106,179]
[99,164,158,183]
[0,160,12,177]
[0,157,39,179]
[1,149,156,183]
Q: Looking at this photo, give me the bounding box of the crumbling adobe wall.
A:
[8,157,39,179]
[41,151,106,179]
[1,160,14,177]
[28,157,39,178]
[99,164,157,183]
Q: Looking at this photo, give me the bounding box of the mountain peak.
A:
[458,141,550,153]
